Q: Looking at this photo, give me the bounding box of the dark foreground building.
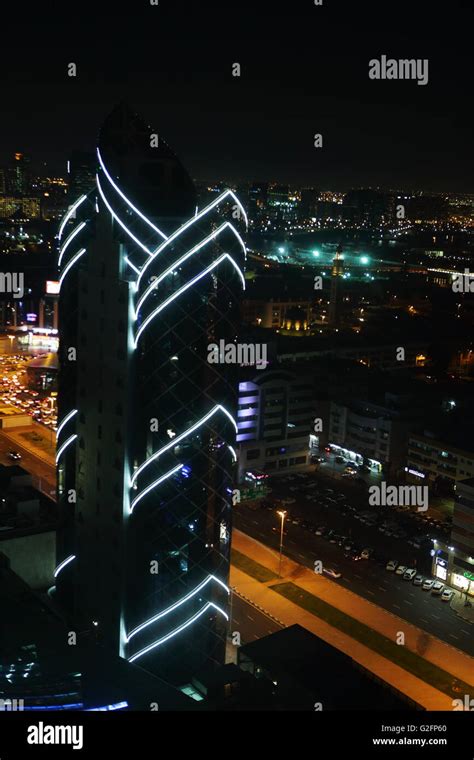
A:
[55,104,246,685]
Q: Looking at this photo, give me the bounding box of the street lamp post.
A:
[277,510,287,578]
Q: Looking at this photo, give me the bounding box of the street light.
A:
[277,510,287,578]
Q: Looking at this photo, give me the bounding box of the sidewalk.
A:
[231,529,474,709]
[451,593,474,624]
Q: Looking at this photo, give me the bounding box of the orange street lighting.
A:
[276,510,287,577]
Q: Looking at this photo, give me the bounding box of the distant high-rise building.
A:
[299,188,319,220]
[12,152,31,194]
[67,151,96,199]
[55,104,246,685]
[248,182,269,219]
[328,244,344,327]
[0,168,6,195]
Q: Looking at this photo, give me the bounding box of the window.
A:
[246,449,260,461]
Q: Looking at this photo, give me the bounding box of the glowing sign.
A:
[46,281,60,295]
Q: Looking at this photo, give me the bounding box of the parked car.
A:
[315,526,326,536]
[361,547,374,560]
[422,579,434,591]
[395,565,407,576]
[403,568,417,581]
[322,567,342,579]
[7,450,21,461]
[441,588,454,602]
[413,574,424,586]
[431,582,444,596]
[386,560,398,572]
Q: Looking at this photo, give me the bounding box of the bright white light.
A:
[56,408,78,439]
[131,404,238,486]
[54,554,76,578]
[96,175,153,256]
[135,253,245,346]
[59,249,86,290]
[124,256,140,275]
[58,195,87,241]
[135,222,246,317]
[97,147,167,240]
[228,445,237,462]
[137,189,248,287]
[128,602,228,663]
[130,463,183,514]
[56,434,77,463]
[58,222,86,266]
[126,574,229,642]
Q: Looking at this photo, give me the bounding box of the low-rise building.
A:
[237,369,315,479]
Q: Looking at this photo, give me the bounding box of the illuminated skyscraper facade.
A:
[56,105,246,684]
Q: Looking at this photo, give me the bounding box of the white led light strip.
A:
[97,147,168,240]
[126,573,229,642]
[134,253,245,346]
[135,222,246,318]
[54,554,76,578]
[58,195,87,241]
[56,434,77,463]
[58,222,86,267]
[96,175,153,256]
[128,602,228,663]
[137,189,248,287]
[59,249,86,290]
[56,409,78,440]
[131,404,237,487]
[130,463,183,514]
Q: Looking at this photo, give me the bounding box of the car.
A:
[345,465,357,474]
[422,579,434,591]
[322,567,342,579]
[361,547,374,560]
[413,574,424,586]
[431,582,444,596]
[395,565,407,576]
[281,498,296,505]
[291,518,301,526]
[343,540,353,551]
[7,451,21,461]
[441,588,454,602]
[403,568,417,581]
[315,526,326,536]
[386,560,398,571]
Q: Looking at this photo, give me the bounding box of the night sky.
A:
[1,0,473,190]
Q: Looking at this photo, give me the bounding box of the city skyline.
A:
[0,0,472,191]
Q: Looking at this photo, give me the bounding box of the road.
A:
[230,592,283,644]
[234,493,474,657]
[0,428,56,497]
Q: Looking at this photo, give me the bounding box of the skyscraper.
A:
[55,104,246,685]
[67,151,96,199]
